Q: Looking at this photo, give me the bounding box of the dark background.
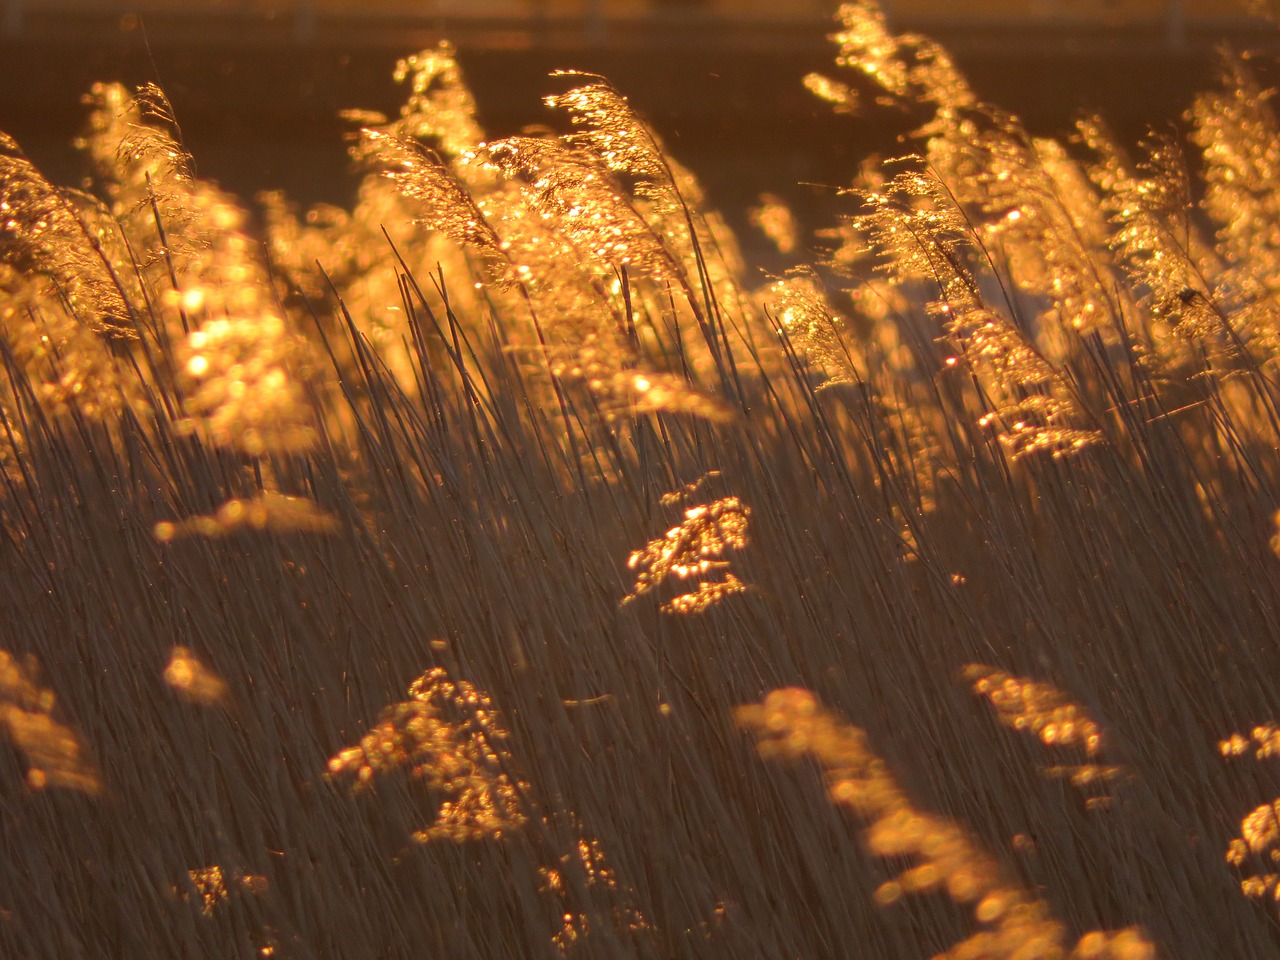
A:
[0,15,1273,254]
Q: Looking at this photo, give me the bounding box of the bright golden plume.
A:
[623,494,750,614]
[81,82,320,457]
[738,688,1155,960]
[0,3,1276,957]
[327,668,527,843]
[965,665,1124,807]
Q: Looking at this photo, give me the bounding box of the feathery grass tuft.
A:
[3,3,1280,958]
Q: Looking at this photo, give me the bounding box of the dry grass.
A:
[2,3,1280,958]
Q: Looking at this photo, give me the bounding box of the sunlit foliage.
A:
[2,2,1280,958]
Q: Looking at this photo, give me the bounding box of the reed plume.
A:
[965,665,1123,807]
[0,650,100,795]
[162,647,229,708]
[623,493,750,614]
[81,82,319,456]
[738,688,1155,960]
[327,668,528,843]
[0,7,1278,958]
[0,133,133,340]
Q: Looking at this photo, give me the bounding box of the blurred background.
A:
[0,0,1274,249]
[0,0,1260,46]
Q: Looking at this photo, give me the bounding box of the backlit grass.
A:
[2,4,1280,958]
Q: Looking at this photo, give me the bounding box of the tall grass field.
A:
[4,3,1280,957]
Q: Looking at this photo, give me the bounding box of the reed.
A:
[1,4,1280,958]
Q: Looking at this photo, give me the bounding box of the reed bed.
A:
[2,3,1280,957]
